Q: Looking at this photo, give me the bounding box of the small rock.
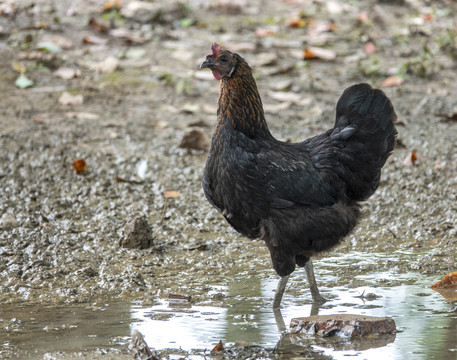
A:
[130,329,157,360]
[0,213,18,229]
[290,314,396,338]
[119,216,153,249]
[179,129,210,152]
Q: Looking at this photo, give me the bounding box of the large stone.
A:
[290,314,396,338]
[289,314,396,351]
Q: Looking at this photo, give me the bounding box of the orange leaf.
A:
[102,0,121,11]
[423,14,433,22]
[402,151,417,167]
[303,47,336,60]
[287,17,307,28]
[380,76,404,87]
[431,272,457,288]
[211,340,225,353]
[73,158,87,173]
[164,190,180,198]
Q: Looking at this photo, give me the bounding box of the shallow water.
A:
[2,251,456,359]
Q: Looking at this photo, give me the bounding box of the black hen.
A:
[200,43,397,307]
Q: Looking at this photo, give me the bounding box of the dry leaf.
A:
[102,0,121,11]
[164,191,180,198]
[65,112,100,120]
[303,47,336,61]
[402,151,417,167]
[12,60,26,73]
[54,67,81,80]
[434,161,447,169]
[84,56,119,73]
[88,17,110,33]
[287,17,307,28]
[380,76,404,87]
[211,340,225,353]
[73,158,87,173]
[59,92,83,106]
[82,35,108,46]
[39,34,73,49]
[255,28,276,37]
[432,272,457,289]
[308,21,336,36]
[436,111,457,122]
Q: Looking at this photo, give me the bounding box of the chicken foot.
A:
[272,259,327,308]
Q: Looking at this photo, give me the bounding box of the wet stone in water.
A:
[119,216,153,249]
[290,314,396,339]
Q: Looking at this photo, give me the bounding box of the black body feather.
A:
[203,52,397,277]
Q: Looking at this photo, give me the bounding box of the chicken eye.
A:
[219,55,229,63]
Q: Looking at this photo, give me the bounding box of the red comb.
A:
[211,42,221,54]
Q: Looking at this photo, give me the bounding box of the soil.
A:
[0,0,456,358]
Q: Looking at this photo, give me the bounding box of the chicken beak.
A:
[200,58,214,70]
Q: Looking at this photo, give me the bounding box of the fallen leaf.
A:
[36,41,62,54]
[364,42,376,54]
[422,13,433,22]
[54,67,81,79]
[102,0,121,11]
[73,158,87,173]
[59,92,84,106]
[164,191,180,198]
[287,17,307,28]
[115,176,143,185]
[436,111,457,122]
[39,35,73,49]
[211,340,225,353]
[88,17,110,33]
[434,161,447,169]
[32,114,51,124]
[82,35,108,46]
[303,47,336,60]
[308,21,337,36]
[65,112,100,120]
[15,74,34,89]
[431,272,457,288]
[255,28,276,37]
[12,60,26,73]
[84,56,119,73]
[380,76,404,87]
[268,91,312,105]
[402,151,417,167]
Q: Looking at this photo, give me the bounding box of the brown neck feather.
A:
[217,59,271,138]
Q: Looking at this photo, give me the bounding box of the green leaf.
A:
[15,74,34,89]
[36,42,62,54]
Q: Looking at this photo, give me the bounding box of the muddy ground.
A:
[0,0,456,358]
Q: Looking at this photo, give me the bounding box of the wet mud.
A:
[1,0,457,358]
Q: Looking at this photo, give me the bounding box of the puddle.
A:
[1,251,456,359]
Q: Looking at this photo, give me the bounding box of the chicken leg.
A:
[272,259,326,308]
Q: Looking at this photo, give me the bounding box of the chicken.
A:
[200,43,397,308]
